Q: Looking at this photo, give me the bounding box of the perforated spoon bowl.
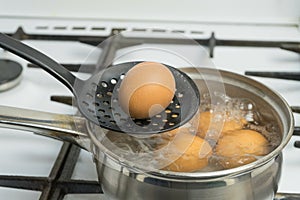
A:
[0,33,200,134]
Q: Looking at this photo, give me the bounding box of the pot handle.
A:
[275,193,300,200]
[0,105,90,150]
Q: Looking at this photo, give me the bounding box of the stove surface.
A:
[0,24,300,199]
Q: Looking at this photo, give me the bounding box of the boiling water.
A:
[102,92,281,172]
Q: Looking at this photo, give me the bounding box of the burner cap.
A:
[0,59,23,92]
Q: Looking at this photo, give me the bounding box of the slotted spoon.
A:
[0,33,200,134]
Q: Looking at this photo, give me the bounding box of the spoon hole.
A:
[111,78,117,84]
[101,81,108,88]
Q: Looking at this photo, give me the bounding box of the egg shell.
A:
[118,62,176,119]
[191,111,247,140]
[215,129,269,169]
[159,132,212,172]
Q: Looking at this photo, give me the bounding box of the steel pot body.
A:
[95,152,282,200]
[0,68,293,200]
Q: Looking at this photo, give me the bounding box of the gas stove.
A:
[0,4,300,199]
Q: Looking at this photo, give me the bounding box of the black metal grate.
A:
[0,139,299,200]
[0,143,102,200]
[4,27,300,58]
[0,27,117,200]
[0,27,300,200]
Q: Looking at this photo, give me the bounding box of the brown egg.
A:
[160,133,212,172]
[191,111,247,139]
[215,129,269,169]
[118,62,176,119]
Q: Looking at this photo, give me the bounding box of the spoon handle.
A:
[0,33,79,93]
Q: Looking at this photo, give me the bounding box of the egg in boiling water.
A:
[160,130,212,172]
[215,129,269,169]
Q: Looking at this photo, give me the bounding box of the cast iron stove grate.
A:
[0,138,299,200]
[5,27,300,59]
[1,27,300,200]
[0,142,102,200]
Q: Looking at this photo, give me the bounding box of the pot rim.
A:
[88,68,294,179]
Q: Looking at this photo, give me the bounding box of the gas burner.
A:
[0,59,23,92]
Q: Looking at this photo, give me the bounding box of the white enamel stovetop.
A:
[0,27,300,199]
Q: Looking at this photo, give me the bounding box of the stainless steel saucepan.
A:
[0,68,294,200]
